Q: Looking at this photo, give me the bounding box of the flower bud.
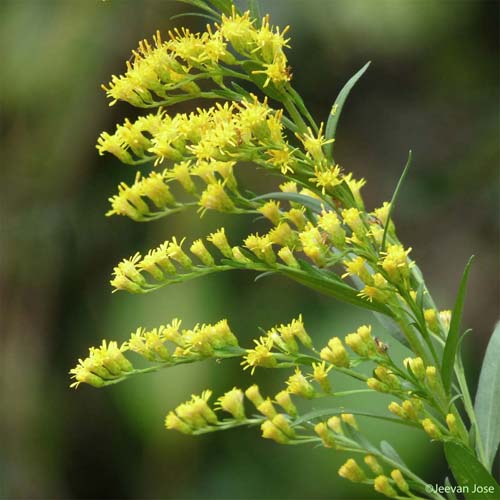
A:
[446,413,459,437]
[260,420,289,444]
[404,357,425,381]
[341,413,358,430]
[391,469,409,493]
[364,455,384,475]
[165,411,192,434]
[342,208,366,239]
[320,337,350,368]
[367,378,389,393]
[217,388,246,420]
[388,402,405,419]
[286,368,316,399]
[207,228,233,258]
[257,398,278,419]
[424,308,440,334]
[245,384,264,408]
[374,475,398,498]
[327,416,343,434]
[259,200,281,225]
[190,239,215,266]
[338,458,366,483]
[274,390,297,417]
[421,418,441,440]
[277,246,299,268]
[314,422,335,448]
[272,414,295,439]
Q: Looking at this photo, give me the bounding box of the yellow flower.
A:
[312,361,333,392]
[242,336,277,374]
[297,124,333,162]
[199,182,236,214]
[216,387,246,420]
[266,145,296,174]
[276,314,313,349]
[207,227,233,258]
[252,55,291,88]
[259,200,281,225]
[252,14,290,63]
[190,239,215,266]
[299,223,328,266]
[342,256,372,284]
[286,367,315,398]
[341,207,366,239]
[380,244,412,284]
[170,390,218,431]
[320,337,350,368]
[310,164,342,194]
[277,246,299,268]
[167,237,192,269]
[317,210,345,248]
[244,233,276,265]
[218,8,256,54]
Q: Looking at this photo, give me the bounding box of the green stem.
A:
[285,85,319,133]
[454,353,487,466]
[282,94,309,134]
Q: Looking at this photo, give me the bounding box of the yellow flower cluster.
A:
[69,340,132,388]
[314,413,358,448]
[166,382,301,444]
[107,170,177,221]
[241,315,313,373]
[70,318,240,389]
[218,9,291,87]
[97,97,285,166]
[102,8,292,108]
[165,390,218,434]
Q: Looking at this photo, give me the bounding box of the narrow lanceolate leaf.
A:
[474,321,500,470]
[282,264,392,316]
[444,442,499,500]
[380,441,407,467]
[381,150,412,251]
[251,192,330,213]
[324,61,371,158]
[441,256,475,394]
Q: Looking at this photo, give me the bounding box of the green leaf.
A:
[444,477,459,500]
[380,440,407,467]
[293,408,419,428]
[251,192,330,213]
[324,61,370,158]
[206,0,233,15]
[381,150,412,251]
[444,442,499,500]
[282,266,392,316]
[441,256,475,394]
[474,321,500,470]
[170,11,219,22]
[247,0,261,25]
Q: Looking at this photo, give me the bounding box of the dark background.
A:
[1,0,498,498]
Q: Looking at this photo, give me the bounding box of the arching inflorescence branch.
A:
[70,1,498,498]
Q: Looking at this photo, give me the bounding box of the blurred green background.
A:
[0,0,498,498]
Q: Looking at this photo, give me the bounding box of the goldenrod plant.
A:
[71,1,499,498]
